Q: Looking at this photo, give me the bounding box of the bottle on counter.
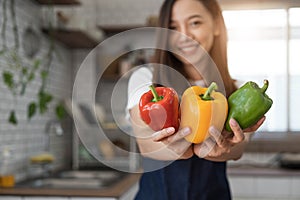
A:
[0,147,15,188]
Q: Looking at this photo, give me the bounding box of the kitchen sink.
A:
[17,170,125,189]
[59,170,120,180]
[28,178,104,189]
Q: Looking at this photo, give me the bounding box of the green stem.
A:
[201,82,217,101]
[10,0,19,51]
[261,79,269,94]
[1,0,7,50]
[149,85,162,102]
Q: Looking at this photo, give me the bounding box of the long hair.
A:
[152,0,237,97]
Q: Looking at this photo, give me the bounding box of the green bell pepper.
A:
[225,80,273,132]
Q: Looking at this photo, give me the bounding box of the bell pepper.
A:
[225,80,273,132]
[139,85,179,131]
[180,82,228,144]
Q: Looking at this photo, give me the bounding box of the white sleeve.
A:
[126,67,153,114]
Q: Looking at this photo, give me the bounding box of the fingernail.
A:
[166,127,175,134]
[209,126,217,134]
[181,127,191,136]
[230,118,238,127]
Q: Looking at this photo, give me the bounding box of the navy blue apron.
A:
[135,155,231,200]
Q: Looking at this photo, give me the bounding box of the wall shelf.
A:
[98,25,146,36]
[34,0,80,5]
[42,28,99,49]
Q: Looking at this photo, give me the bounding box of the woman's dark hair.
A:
[152,0,237,96]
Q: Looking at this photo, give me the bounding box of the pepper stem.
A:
[149,85,163,102]
[261,79,269,94]
[201,82,218,101]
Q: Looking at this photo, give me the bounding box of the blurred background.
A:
[0,0,300,199]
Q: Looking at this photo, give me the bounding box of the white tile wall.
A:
[0,0,73,182]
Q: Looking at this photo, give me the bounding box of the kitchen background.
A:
[0,0,300,199]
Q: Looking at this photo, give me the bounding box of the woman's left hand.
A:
[193,116,266,161]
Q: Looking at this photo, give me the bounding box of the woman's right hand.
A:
[151,126,193,159]
[130,105,193,160]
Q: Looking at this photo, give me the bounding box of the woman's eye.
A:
[169,25,178,30]
[190,21,202,27]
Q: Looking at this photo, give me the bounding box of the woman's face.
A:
[169,0,219,65]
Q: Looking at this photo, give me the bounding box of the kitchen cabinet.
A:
[36,0,99,49]
[0,197,22,200]
[228,167,300,199]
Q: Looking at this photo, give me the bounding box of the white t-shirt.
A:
[126,67,153,112]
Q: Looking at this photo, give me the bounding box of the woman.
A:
[127,0,265,199]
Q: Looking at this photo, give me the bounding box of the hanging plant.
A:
[0,0,66,125]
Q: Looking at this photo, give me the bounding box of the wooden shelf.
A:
[34,0,80,5]
[42,28,99,49]
[98,25,146,36]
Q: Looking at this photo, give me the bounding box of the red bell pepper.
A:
[139,85,179,131]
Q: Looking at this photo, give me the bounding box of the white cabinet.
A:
[228,175,300,199]
[0,197,22,200]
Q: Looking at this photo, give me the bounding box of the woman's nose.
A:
[178,26,193,40]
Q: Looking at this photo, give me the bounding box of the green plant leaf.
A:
[3,71,14,89]
[22,67,28,75]
[0,49,6,56]
[40,70,49,81]
[20,82,26,95]
[55,102,66,120]
[9,110,18,125]
[33,59,41,70]
[28,102,37,120]
[39,90,53,114]
[28,72,35,82]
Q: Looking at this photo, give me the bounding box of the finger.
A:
[229,118,245,144]
[152,127,175,142]
[195,137,216,158]
[166,140,192,156]
[244,116,266,132]
[161,127,191,144]
[209,126,226,148]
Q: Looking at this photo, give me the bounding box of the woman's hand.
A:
[193,116,266,162]
[151,126,194,159]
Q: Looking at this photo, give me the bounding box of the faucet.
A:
[44,119,64,152]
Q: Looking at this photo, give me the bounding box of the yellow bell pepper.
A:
[180,82,228,144]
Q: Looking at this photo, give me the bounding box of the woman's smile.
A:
[178,43,199,55]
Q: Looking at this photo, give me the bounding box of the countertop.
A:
[228,166,300,177]
[0,173,141,197]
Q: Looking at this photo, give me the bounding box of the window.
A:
[289,8,300,131]
[223,8,300,132]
